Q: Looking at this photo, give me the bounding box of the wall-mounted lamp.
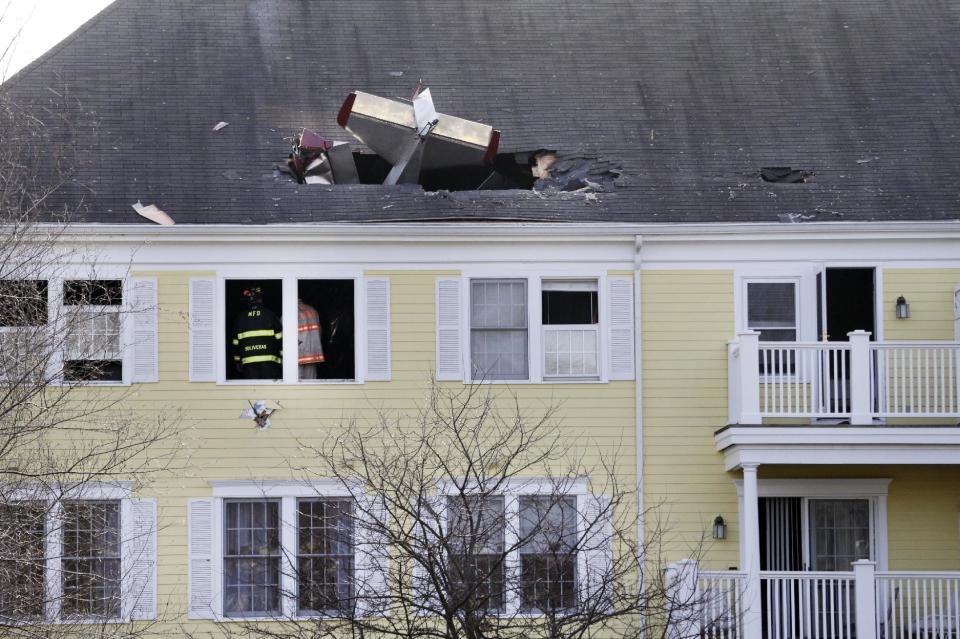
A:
[712,515,727,540]
[895,295,910,319]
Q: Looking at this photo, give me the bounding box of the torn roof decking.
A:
[4,0,960,225]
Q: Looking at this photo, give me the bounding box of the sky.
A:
[1,0,114,82]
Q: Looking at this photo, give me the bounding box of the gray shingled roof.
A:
[4,0,960,225]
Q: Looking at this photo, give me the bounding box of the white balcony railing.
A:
[669,562,960,639]
[729,331,960,424]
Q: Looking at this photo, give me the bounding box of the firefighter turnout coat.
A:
[232,303,283,369]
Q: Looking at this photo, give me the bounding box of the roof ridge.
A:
[1,0,123,89]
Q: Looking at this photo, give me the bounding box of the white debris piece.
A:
[132,200,175,225]
[213,121,229,131]
[240,400,281,430]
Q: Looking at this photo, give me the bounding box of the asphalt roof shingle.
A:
[4,0,960,225]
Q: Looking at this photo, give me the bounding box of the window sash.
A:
[518,496,578,612]
[61,501,121,619]
[746,281,799,343]
[470,279,529,381]
[0,503,46,619]
[223,500,282,616]
[542,326,599,378]
[296,498,355,614]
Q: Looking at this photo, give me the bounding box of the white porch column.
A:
[741,463,762,639]
[737,331,762,424]
[848,330,873,425]
[853,560,878,639]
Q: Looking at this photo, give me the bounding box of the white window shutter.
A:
[122,498,157,620]
[365,278,391,381]
[607,277,635,380]
[130,278,159,383]
[435,278,463,380]
[188,498,216,619]
[412,495,446,613]
[357,495,390,616]
[189,278,216,382]
[577,493,613,613]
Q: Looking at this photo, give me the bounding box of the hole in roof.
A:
[760,167,814,183]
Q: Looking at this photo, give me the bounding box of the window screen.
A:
[297,499,354,614]
[61,501,121,618]
[746,282,797,342]
[470,279,528,380]
[223,500,281,616]
[519,496,577,612]
[0,503,45,618]
[448,496,506,612]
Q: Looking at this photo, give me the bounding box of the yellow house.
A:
[3,2,960,639]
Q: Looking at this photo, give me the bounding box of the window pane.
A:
[0,280,48,327]
[297,499,354,614]
[471,329,528,379]
[470,280,526,329]
[809,499,871,572]
[224,501,281,615]
[519,496,577,611]
[62,501,121,618]
[0,503,46,617]
[447,496,505,612]
[747,283,796,328]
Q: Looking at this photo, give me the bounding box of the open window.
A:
[542,280,599,379]
[297,280,355,381]
[63,280,123,382]
[225,279,283,381]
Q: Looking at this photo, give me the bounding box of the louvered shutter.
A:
[188,498,216,619]
[607,277,635,380]
[357,495,390,616]
[435,278,463,380]
[365,278,391,381]
[188,278,216,382]
[123,498,157,620]
[130,278,159,383]
[412,495,446,613]
[576,493,612,612]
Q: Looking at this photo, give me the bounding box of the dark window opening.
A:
[226,280,283,381]
[63,280,123,383]
[0,280,47,327]
[297,280,355,381]
[760,167,814,184]
[542,289,599,325]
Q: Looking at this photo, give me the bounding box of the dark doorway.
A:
[824,268,875,341]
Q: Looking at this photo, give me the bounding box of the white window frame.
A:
[540,279,601,381]
[208,480,361,621]
[734,478,890,571]
[214,272,365,385]
[740,277,801,342]
[461,272,610,384]
[1,481,139,623]
[436,477,590,617]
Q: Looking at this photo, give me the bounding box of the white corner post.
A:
[853,559,878,639]
[848,330,872,425]
[741,463,762,639]
[664,558,699,639]
[737,331,762,424]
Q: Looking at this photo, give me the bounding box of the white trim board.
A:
[716,426,960,471]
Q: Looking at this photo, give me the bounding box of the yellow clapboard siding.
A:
[121,269,638,629]
[883,269,960,340]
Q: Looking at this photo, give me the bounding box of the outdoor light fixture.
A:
[712,515,727,540]
[896,295,910,319]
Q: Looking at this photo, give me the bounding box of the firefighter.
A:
[232,287,282,379]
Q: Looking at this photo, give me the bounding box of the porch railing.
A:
[729,331,960,424]
[669,561,960,639]
[876,572,960,639]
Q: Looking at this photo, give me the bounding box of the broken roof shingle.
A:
[4,0,960,225]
